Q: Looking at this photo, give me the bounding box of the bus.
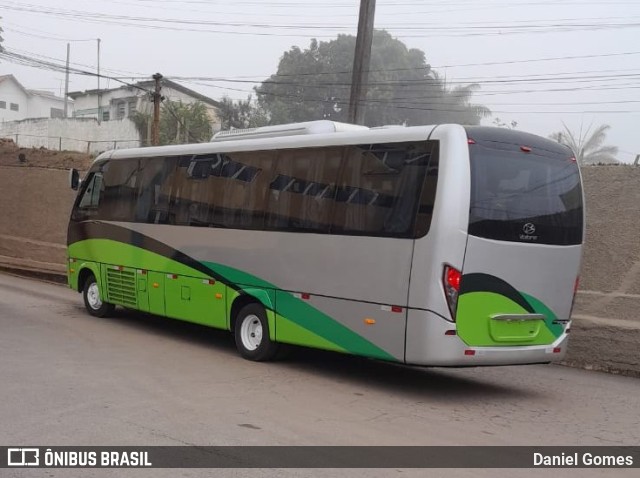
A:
[67,121,584,366]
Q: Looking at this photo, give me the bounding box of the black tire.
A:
[82,273,115,318]
[234,303,279,361]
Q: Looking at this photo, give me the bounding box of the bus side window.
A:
[267,147,342,232]
[413,141,439,238]
[78,173,100,208]
[71,172,102,221]
[135,157,176,224]
[106,161,141,222]
[332,142,433,237]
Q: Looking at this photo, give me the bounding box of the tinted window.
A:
[134,157,177,224]
[73,172,104,221]
[331,142,434,237]
[267,147,343,232]
[98,159,142,221]
[469,141,583,245]
[71,141,439,239]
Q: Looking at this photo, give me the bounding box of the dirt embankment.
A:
[0,139,90,271]
[575,166,640,321]
[580,166,640,295]
[0,138,92,170]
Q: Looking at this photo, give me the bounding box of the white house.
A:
[0,74,70,122]
[69,78,222,128]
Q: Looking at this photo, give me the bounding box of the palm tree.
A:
[426,71,492,125]
[550,122,619,165]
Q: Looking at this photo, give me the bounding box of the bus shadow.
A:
[108,306,238,354]
[106,307,541,401]
[277,347,542,401]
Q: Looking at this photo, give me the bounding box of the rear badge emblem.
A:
[520,223,538,241]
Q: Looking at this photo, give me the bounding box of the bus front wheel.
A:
[234,303,279,361]
[82,273,115,318]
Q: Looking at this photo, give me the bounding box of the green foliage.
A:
[160,100,212,145]
[550,122,619,165]
[129,110,150,145]
[217,95,269,130]
[255,30,490,126]
[131,100,213,145]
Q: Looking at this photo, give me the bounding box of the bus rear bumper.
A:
[405,309,569,367]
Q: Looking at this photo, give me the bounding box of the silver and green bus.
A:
[67,121,584,366]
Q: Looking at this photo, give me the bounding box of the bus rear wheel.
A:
[234,303,279,361]
[83,273,115,318]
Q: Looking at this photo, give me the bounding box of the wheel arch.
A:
[229,288,276,341]
[76,263,101,293]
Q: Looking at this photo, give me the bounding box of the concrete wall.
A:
[0,166,76,270]
[0,118,140,154]
[572,166,640,322]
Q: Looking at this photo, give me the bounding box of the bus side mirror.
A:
[69,168,80,190]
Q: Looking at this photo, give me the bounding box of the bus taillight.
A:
[569,276,580,318]
[443,265,462,321]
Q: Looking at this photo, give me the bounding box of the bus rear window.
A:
[468,141,583,245]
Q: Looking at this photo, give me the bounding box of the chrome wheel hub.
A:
[240,315,263,351]
[87,282,102,310]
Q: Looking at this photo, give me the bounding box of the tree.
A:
[255,30,490,126]
[550,123,619,165]
[160,100,212,145]
[131,100,213,145]
[217,95,269,130]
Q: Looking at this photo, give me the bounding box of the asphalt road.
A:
[1,272,638,478]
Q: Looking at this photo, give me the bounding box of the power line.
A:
[6,46,150,79]
[2,25,96,42]
[197,77,640,97]
[168,51,640,80]
[3,46,638,115]
[174,71,640,87]
[0,49,153,95]
[3,1,640,38]
[178,78,640,114]
[6,46,640,102]
[87,0,640,8]
[9,23,640,77]
[10,44,640,93]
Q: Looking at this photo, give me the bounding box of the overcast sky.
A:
[1,0,638,162]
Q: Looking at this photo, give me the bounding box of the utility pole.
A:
[347,0,376,125]
[97,38,101,124]
[63,43,70,117]
[151,73,163,146]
